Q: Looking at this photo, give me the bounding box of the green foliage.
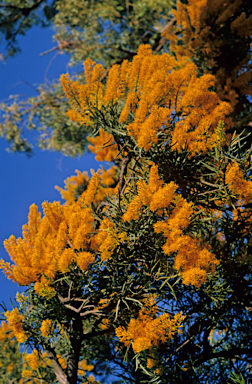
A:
[229,372,250,384]
[0,78,93,156]
[53,0,174,67]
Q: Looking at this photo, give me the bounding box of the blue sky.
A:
[0,26,99,311]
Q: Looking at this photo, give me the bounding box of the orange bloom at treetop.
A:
[61,44,232,157]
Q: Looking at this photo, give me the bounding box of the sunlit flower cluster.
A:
[1,166,128,298]
[61,44,232,157]
[56,166,119,207]
[57,353,67,369]
[5,308,27,343]
[60,58,105,126]
[115,296,185,353]
[78,359,94,373]
[1,195,98,293]
[154,195,219,287]
[123,163,178,222]
[24,350,39,370]
[0,321,14,341]
[40,319,52,337]
[20,350,53,381]
[94,218,128,261]
[55,169,89,202]
[122,163,219,286]
[21,369,33,378]
[88,128,119,162]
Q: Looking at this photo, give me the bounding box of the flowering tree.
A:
[0,0,251,156]
[1,1,252,383]
[163,0,252,137]
[1,41,252,383]
[0,0,174,155]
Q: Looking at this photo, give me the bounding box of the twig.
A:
[152,18,176,52]
[96,201,113,212]
[120,156,140,197]
[118,155,132,209]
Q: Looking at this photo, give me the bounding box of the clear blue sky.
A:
[0,26,99,311]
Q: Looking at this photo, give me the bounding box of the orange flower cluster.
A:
[163,0,252,114]
[20,350,57,381]
[1,196,97,294]
[0,321,14,342]
[123,163,178,221]
[1,169,128,296]
[115,296,185,353]
[154,196,219,287]
[57,353,67,369]
[61,45,232,157]
[78,359,94,373]
[123,163,218,286]
[226,162,252,205]
[94,218,128,261]
[55,169,89,202]
[60,58,105,126]
[88,128,119,162]
[4,308,27,343]
[40,319,52,337]
[21,370,33,378]
[56,166,118,204]
[24,350,40,370]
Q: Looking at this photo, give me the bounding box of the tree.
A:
[0,0,175,155]
[1,40,252,382]
[1,1,252,383]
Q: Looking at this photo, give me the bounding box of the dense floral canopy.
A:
[0,1,252,383]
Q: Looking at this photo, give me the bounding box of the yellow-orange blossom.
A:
[61,44,232,157]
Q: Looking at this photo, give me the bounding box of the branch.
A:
[96,201,113,212]
[40,40,79,56]
[57,293,99,315]
[120,156,140,197]
[194,346,252,367]
[80,309,105,317]
[166,335,195,363]
[83,327,114,339]
[46,348,70,384]
[0,3,21,9]
[197,184,228,196]
[152,18,176,52]
[118,155,132,209]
